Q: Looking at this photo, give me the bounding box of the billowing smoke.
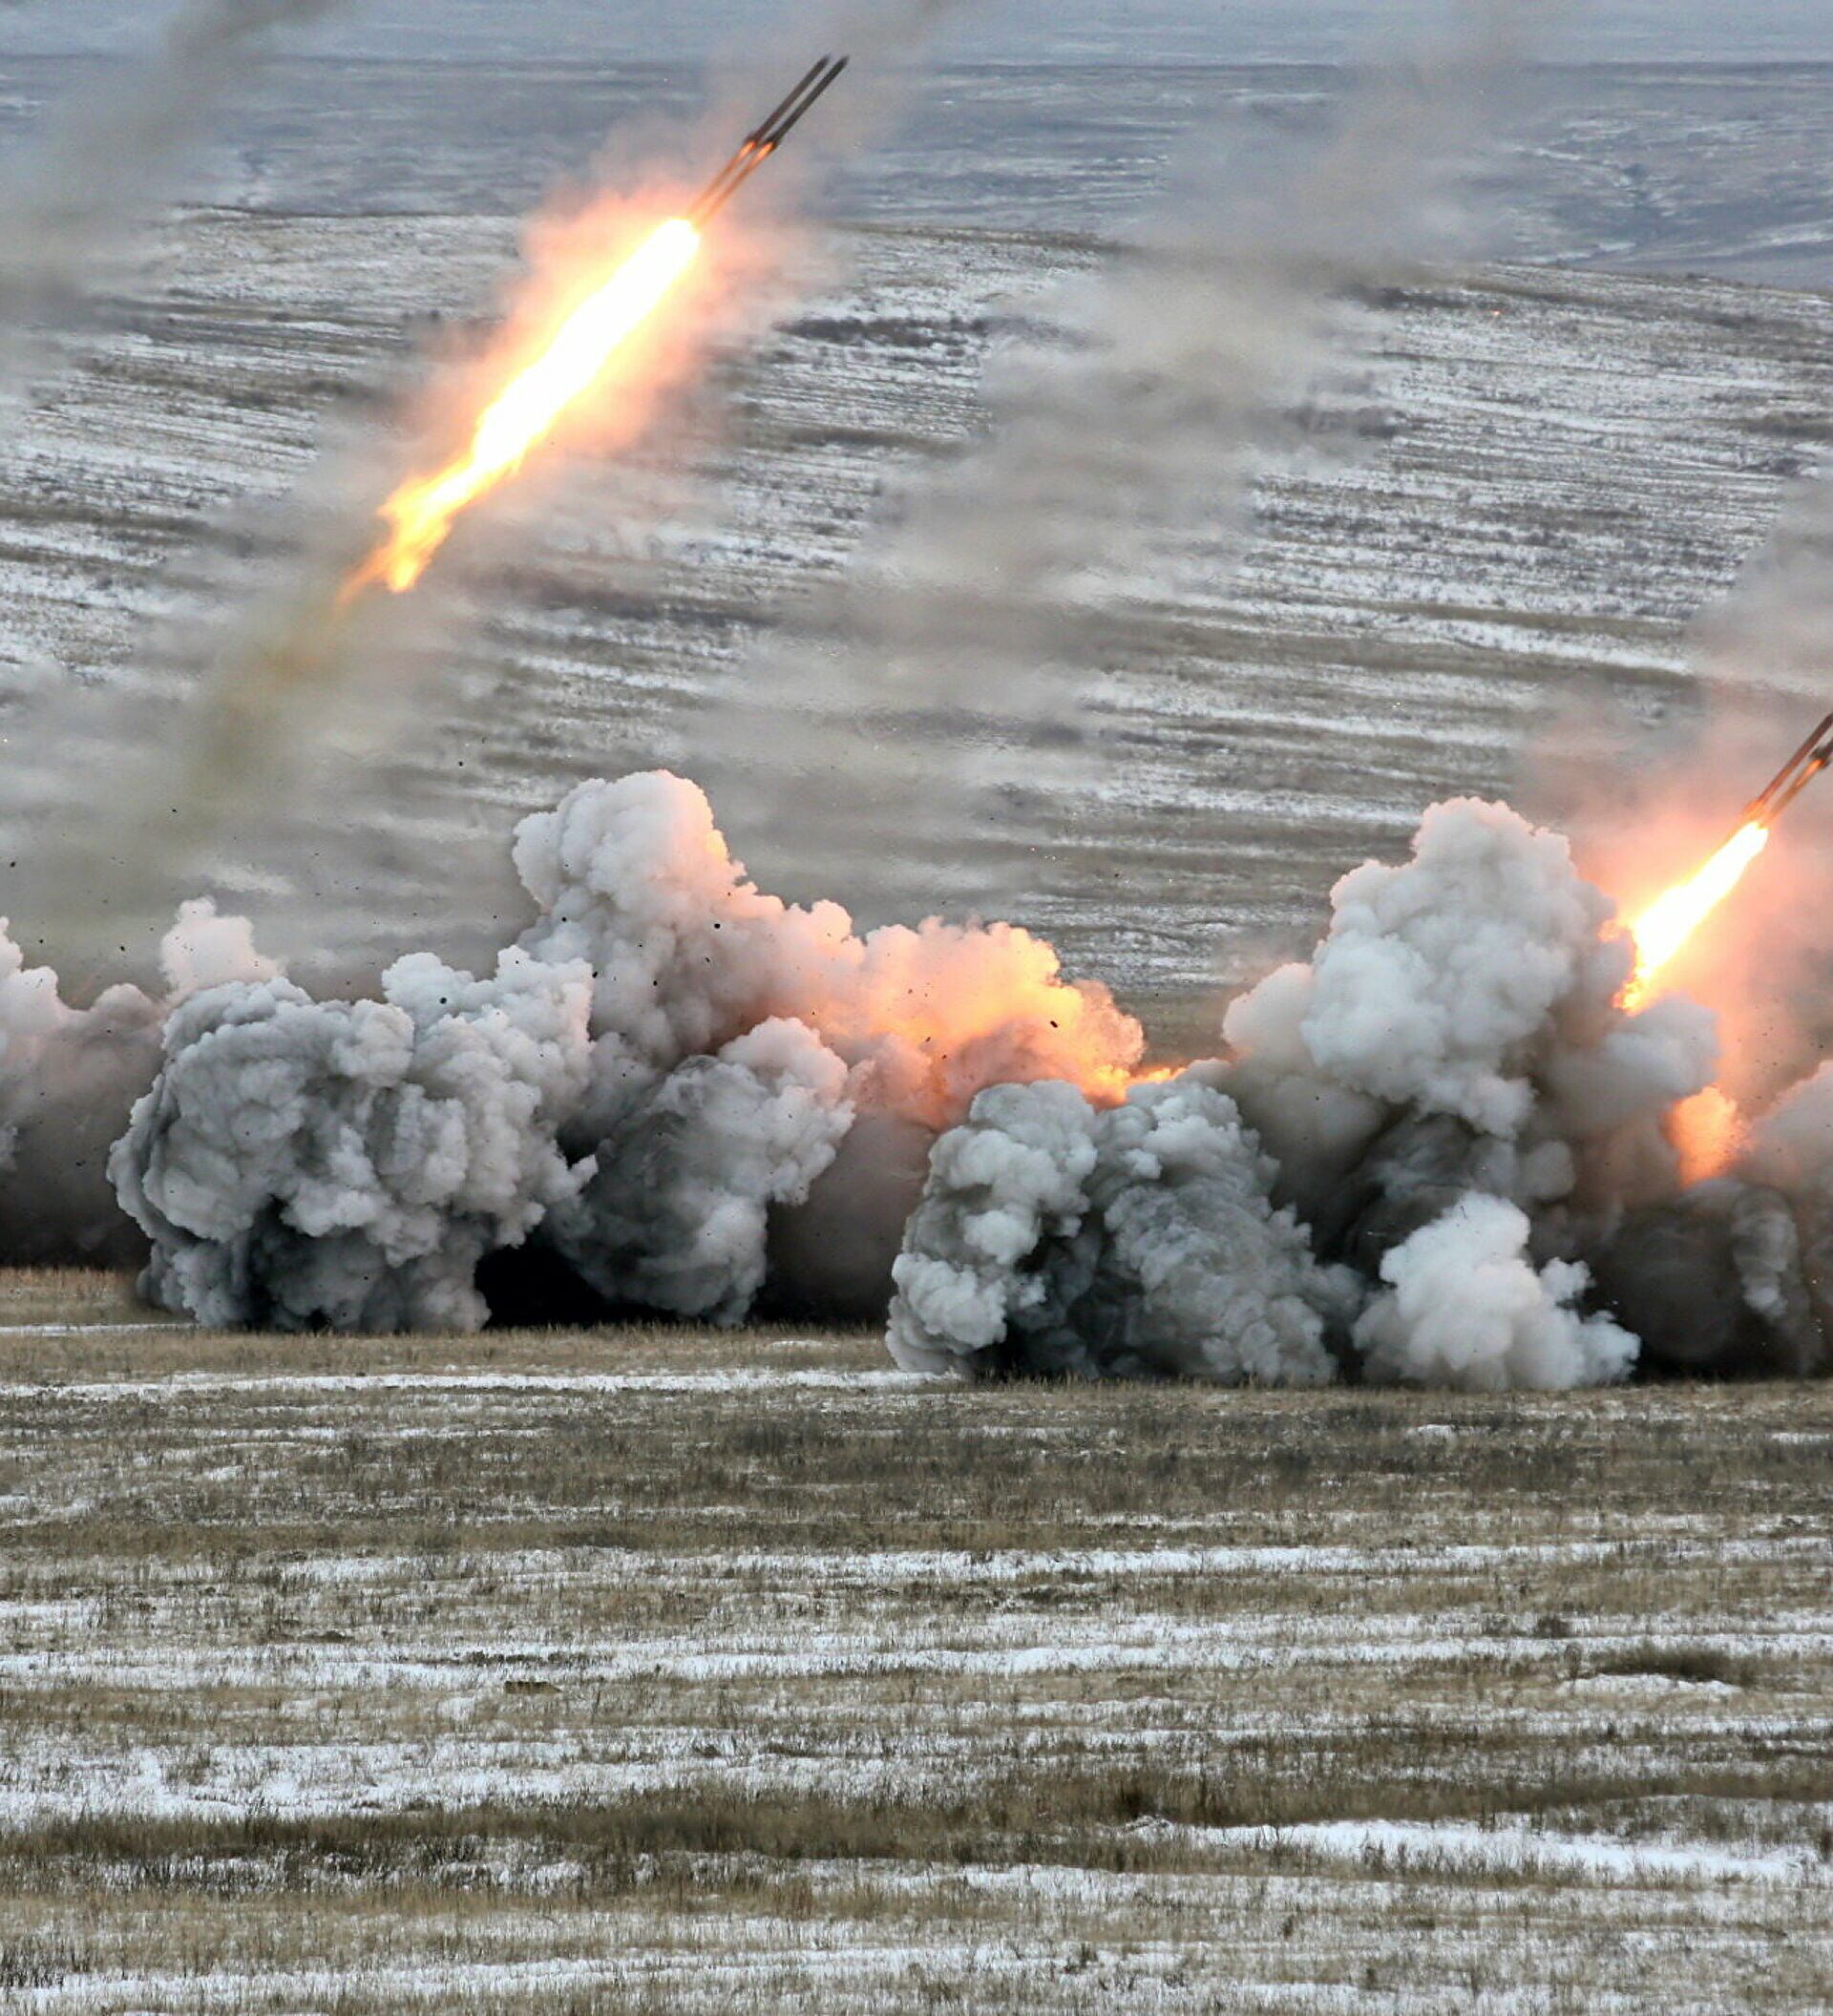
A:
[1354,1195,1637,1391]
[1585,1062,1833,1380]
[1588,1179,1822,1379]
[887,1075,1353,1384]
[112,951,596,1334]
[109,769,1143,1332]
[891,795,1833,1390]
[0,771,1821,1386]
[1221,799,1723,1270]
[510,768,1141,1327]
[106,955,590,1334]
[0,900,273,1266]
[546,1018,853,1323]
[509,770,1139,1137]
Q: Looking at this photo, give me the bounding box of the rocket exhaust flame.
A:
[342,57,847,603]
[20,56,851,951]
[1622,820,1770,1010]
[1621,707,1833,1009]
[342,218,704,600]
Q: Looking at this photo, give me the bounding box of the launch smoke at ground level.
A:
[0,772,1805,1388]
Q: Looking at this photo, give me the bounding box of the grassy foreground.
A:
[0,1269,1826,2012]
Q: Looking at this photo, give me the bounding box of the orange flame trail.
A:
[343,215,703,601]
[1621,819,1770,1011]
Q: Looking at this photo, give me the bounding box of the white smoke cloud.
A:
[1203,797,1764,1386]
[1354,1193,1638,1391]
[1180,796,1832,1387]
[513,770,1144,1138]
[1233,799,1625,1138]
[508,768,1139,1327]
[1222,798,1719,1233]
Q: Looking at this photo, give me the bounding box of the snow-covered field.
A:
[0,1272,1826,2010]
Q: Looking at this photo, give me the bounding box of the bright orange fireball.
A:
[344,216,703,600]
[1621,819,1770,1011]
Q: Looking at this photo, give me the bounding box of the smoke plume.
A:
[1354,1194,1637,1391]
[1212,797,1718,1272]
[0,900,273,1267]
[109,769,1143,1331]
[112,950,596,1333]
[891,793,1832,1389]
[887,1075,1353,1383]
[546,1018,853,1323]
[0,767,1811,1385]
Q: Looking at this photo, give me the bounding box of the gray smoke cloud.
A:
[887,1079,1102,1374]
[888,1075,1354,1384]
[111,950,597,1333]
[0,899,273,1266]
[1217,797,1741,1383]
[109,767,1144,1331]
[889,793,1832,1391]
[1589,1179,1823,1379]
[0,771,1808,1380]
[546,1017,853,1322]
[1585,1065,1833,1380]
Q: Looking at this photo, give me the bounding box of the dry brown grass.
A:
[0,1270,1826,2010]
